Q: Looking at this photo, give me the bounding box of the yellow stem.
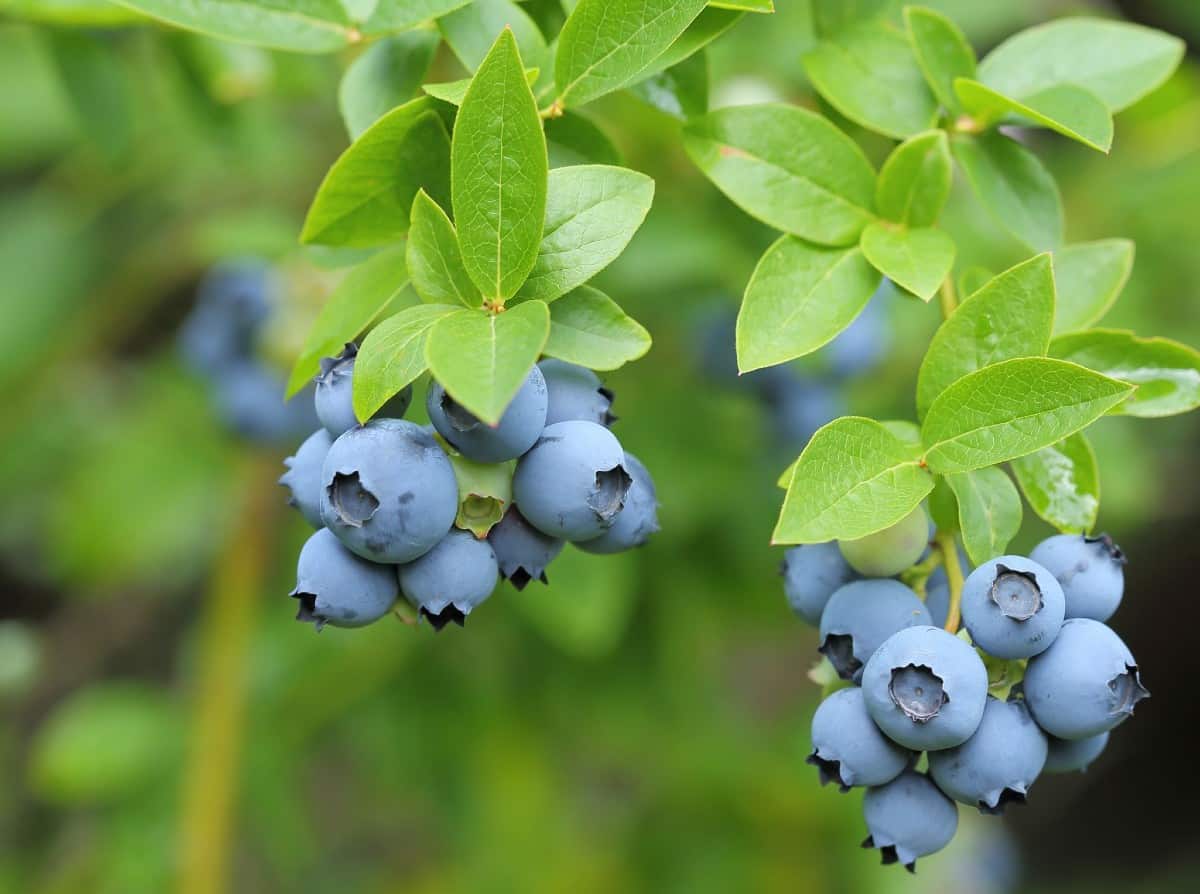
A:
[936,532,965,634]
[939,277,958,320]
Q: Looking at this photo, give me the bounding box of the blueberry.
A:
[1043,731,1110,774]
[539,359,615,426]
[960,556,1066,659]
[838,506,929,578]
[1029,533,1126,622]
[512,420,632,542]
[1023,618,1149,740]
[427,366,548,463]
[319,419,458,563]
[768,381,846,449]
[807,687,912,791]
[828,280,889,378]
[314,344,414,438]
[280,428,334,528]
[487,507,564,589]
[928,696,1048,814]
[861,770,958,872]
[179,261,273,375]
[398,529,499,630]
[215,361,320,444]
[290,528,397,629]
[576,452,658,554]
[862,625,989,751]
[781,542,859,626]
[818,580,932,682]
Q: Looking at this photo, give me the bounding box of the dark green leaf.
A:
[955,79,1112,153]
[438,0,551,93]
[627,49,708,119]
[422,67,539,107]
[904,5,976,113]
[1010,433,1099,534]
[875,130,952,227]
[407,190,481,308]
[339,29,439,140]
[811,0,890,37]
[945,467,1022,566]
[545,113,623,168]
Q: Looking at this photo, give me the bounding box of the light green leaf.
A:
[423,67,539,106]
[407,190,481,308]
[860,223,954,302]
[545,114,623,168]
[711,0,771,12]
[1050,329,1200,418]
[875,130,952,227]
[627,49,708,119]
[438,0,551,92]
[921,357,1134,473]
[351,303,460,420]
[286,246,417,396]
[811,0,890,37]
[301,98,451,247]
[1011,433,1099,534]
[1052,239,1134,335]
[951,131,1063,252]
[957,265,994,298]
[555,0,709,108]
[916,254,1055,417]
[682,103,877,246]
[358,1,474,38]
[737,237,880,372]
[802,21,939,140]
[451,29,548,302]
[881,419,923,448]
[945,467,1023,566]
[425,301,551,424]
[904,5,976,113]
[955,79,1112,153]
[543,285,652,370]
[978,17,1184,113]
[640,7,743,77]
[515,165,655,304]
[773,416,935,544]
[338,29,438,140]
[1,0,143,26]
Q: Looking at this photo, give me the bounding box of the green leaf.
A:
[904,5,976,113]
[545,113,623,168]
[802,21,939,140]
[627,49,708,119]
[555,0,709,108]
[978,17,1184,113]
[682,103,877,246]
[711,0,772,11]
[451,29,548,303]
[422,67,539,107]
[955,79,1112,153]
[916,254,1055,417]
[543,285,652,370]
[515,165,655,304]
[351,303,460,420]
[1052,239,1134,335]
[737,237,880,372]
[358,1,474,38]
[945,467,1022,566]
[1050,329,1200,418]
[950,131,1063,252]
[448,454,514,538]
[301,98,451,247]
[773,416,935,544]
[286,246,417,396]
[881,419,923,448]
[957,265,994,299]
[921,357,1134,473]
[1,0,144,26]
[927,475,958,533]
[875,130,952,227]
[811,0,890,37]
[1011,433,1099,534]
[425,301,551,424]
[407,190,481,308]
[438,0,551,93]
[338,29,438,140]
[860,223,954,302]
[640,7,743,76]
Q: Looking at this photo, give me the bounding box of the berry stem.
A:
[899,549,943,598]
[939,277,958,320]
[936,532,965,633]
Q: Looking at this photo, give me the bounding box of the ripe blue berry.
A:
[838,506,929,577]
[781,542,859,626]
[427,366,548,463]
[488,507,564,589]
[512,420,632,542]
[280,428,333,528]
[960,555,1066,659]
[539,359,615,426]
[319,419,458,564]
[291,528,397,629]
[862,625,989,751]
[807,687,912,791]
[818,580,931,682]
[398,529,499,630]
[768,381,845,448]
[828,284,888,378]
[576,452,658,554]
[215,361,319,443]
[315,344,413,438]
[1043,731,1110,774]
[179,261,273,375]
[928,696,1048,814]
[861,770,957,872]
[1023,618,1149,740]
[1029,533,1126,622]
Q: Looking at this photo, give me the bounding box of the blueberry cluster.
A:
[178,261,317,442]
[783,524,1146,871]
[280,354,659,630]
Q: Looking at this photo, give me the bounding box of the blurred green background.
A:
[1,1,1198,892]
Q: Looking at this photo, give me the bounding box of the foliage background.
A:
[0,1,1197,891]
